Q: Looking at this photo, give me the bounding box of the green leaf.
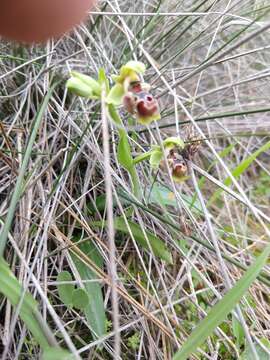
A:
[71,239,106,339]
[72,288,89,310]
[57,271,74,308]
[149,149,163,169]
[117,134,133,170]
[42,347,75,360]
[93,218,173,264]
[66,78,94,98]
[106,84,125,106]
[163,137,184,150]
[71,71,101,96]
[173,242,270,360]
[149,184,203,215]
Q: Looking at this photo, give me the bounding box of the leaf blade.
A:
[57,271,74,308]
[71,240,106,339]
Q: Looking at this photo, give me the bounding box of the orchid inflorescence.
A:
[66,61,200,184]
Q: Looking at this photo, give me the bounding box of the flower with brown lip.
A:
[123,88,160,125]
[171,160,188,181]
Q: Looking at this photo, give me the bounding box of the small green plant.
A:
[127,332,140,351]
[105,320,113,332]
[56,236,107,340]
[65,61,192,263]
[67,61,163,199]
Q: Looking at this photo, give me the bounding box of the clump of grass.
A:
[1,0,270,359]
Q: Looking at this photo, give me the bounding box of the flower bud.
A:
[66,71,101,99]
[66,77,94,98]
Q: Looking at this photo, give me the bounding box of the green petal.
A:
[163,137,184,150]
[124,61,146,74]
[70,71,101,96]
[112,61,145,85]
[106,84,125,106]
[66,78,93,98]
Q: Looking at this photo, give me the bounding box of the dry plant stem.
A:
[191,164,270,224]
[188,162,259,360]
[101,86,121,359]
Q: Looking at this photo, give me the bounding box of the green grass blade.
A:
[0,258,50,349]
[173,243,270,360]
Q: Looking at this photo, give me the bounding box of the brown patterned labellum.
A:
[136,95,159,117]
[172,161,188,178]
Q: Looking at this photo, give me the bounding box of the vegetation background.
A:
[0,0,270,359]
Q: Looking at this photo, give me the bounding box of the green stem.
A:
[108,104,142,199]
[129,166,141,199]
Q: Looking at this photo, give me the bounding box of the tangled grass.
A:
[0,0,270,359]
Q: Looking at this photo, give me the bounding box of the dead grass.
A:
[0,0,270,359]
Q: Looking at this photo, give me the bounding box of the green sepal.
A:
[163,137,184,150]
[149,149,163,169]
[106,84,125,106]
